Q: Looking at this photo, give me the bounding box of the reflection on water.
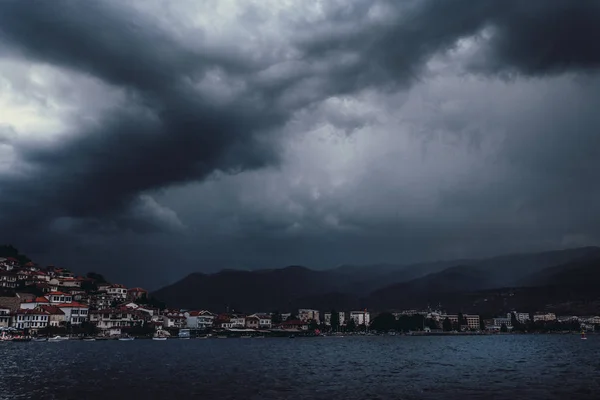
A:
[1,335,599,400]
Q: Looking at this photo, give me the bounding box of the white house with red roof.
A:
[246,313,272,329]
[45,291,73,304]
[162,310,187,329]
[57,302,89,325]
[13,308,50,331]
[39,305,66,327]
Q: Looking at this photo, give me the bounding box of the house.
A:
[97,283,112,292]
[492,317,512,329]
[245,315,260,329]
[298,309,319,322]
[580,316,600,325]
[0,271,17,289]
[185,310,214,329]
[214,314,233,329]
[441,314,480,330]
[349,311,371,326]
[45,291,73,304]
[20,296,51,309]
[107,284,128,301]
[162,310,187,329]
[230,314,246,328]
[279,319,309,331]
[280,313,291,321]
[59,277,81,288]
[0,307,11,328]
[13,308,50,331]
[508,312,530,323]
[57,302,89,325]
[127,287,148,301]
[89,308,146,333]
[533,312,556,322]
[39,305,66,327]
[324,312,346,326]
[90,293,112,310]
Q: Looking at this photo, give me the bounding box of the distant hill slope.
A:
[152,246,600,311]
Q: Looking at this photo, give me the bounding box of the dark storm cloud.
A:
[0,0,600,275]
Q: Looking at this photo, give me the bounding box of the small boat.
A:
[48,335,69,342]
[216,335,227,339]
[118,336,135,341]
[33,337,48,342]
[581,331,587,340]
[82,338,96,342]
[152,337,168,341]
[240,335,252,339]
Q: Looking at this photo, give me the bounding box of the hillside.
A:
[153,246,600,311]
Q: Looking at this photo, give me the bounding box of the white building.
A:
[90,308,145,332]
[533,313,556,322]
[508,312,530,323]
[229,315,246,328]
[46,291,73,304]
[298,309,319,322]
[185,310,214,329]
[324,312,346,327]
[13,308,50,331]
[162,310,187,329]
[246,313,271,329]
[0,307,11,328]
[349,311,370,326]
[106,285,128,302]
[57,302,89,325]
[492,317,512,329]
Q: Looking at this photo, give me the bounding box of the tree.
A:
[370,312,397,332]
[86,272,108,284]
[442,317,452,332]
[330,310,340,332]
[309,319,319,331]
[271,311,282,324]
[425,318,438,330]
[346,317,356,332]
[480,318,486,331]
[500,323,508,333]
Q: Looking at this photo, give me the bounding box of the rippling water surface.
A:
[1,335,599,399]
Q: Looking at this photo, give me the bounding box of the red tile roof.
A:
[47,291,71,296]
[39,305,65,315]
[56,302,88,308]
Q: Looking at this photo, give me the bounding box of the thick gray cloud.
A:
[0,0,599,288]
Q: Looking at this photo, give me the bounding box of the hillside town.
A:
[1,255,598,341]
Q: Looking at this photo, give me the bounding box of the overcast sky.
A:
[1,0,600,289]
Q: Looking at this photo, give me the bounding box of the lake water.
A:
[1,335,598,399]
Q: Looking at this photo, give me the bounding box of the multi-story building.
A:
[89,308,146,331]
[185,310,214,329]
[508,312,530,323]
[492,317,512,328]
[324,311,346,327]
[533,312,556,322]
[46,291,73,304]
[0,271,17,289]
[299,309,319,322]
[161,310,187,329]
[13,308,50,331]
[39,305,66,327]
[57,302,89,325]
[245,313,271,329]
[442,314,481,330]
[106,284,128,302]
[349,311,370,326]
[0,307,11,328]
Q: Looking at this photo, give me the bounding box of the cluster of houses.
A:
[3,257,600,337]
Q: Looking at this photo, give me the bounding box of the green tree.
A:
[309,319,319,331]
[346,317,356,332]
[271,311,282,324]
[442,317,452,332]
[330,310,340,332]
[370,312,397,332]
[479,318,486,331]
[86,272,108,284]
[500,323,508,333]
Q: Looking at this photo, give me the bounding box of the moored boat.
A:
[48,335,69,342]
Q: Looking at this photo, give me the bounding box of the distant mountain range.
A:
[152,246,600,314]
